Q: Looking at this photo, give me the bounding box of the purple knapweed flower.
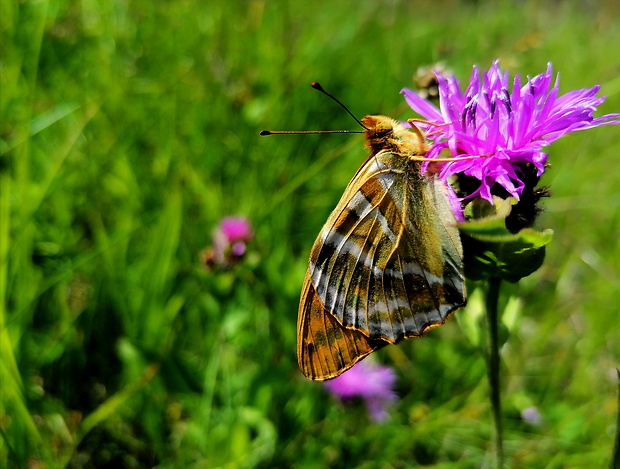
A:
[202,216,253,267]
[215,217,253,256]
[324,361,397,422]
[402,61,620,220]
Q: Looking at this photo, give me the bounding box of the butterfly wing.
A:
[297,273,387,380]
[307,150,466,344]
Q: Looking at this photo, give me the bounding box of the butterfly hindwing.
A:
[307,150,465,343]
[297,272,387,380]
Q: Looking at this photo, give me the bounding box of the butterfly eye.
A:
[373,122,393,137]
[362,116,392,137]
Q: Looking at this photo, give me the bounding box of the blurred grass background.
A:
[2,0,619,467]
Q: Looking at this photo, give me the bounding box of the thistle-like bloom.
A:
[202,216,253,267]
[215,217,254,257]
[324,361,397,422]
[402,61,620,219]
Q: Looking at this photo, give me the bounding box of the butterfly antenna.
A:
[259,82,367,136]
[311,82,369,130]
[259,129,363,136]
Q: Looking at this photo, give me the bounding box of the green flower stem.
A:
[613,369,620,468]
[486,276,504,468]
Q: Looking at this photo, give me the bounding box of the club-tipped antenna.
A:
[259,129,363,135]
[310,82,368,130]
[259,82,369,136]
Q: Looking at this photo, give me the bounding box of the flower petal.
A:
[403,61,619,215]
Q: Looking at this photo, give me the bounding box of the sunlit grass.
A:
[2,0,619,467]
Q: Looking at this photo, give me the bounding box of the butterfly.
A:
[297,115,467,380]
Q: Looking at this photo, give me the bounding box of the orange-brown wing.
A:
[308,150,466,344]
[297,271,387,381]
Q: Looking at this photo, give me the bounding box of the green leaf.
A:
[459,198,554,283]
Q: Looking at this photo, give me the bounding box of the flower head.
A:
[202,216,253,267]
[402,61,620,220]
[324,361,397,422]
[219,217,254,243]
[214,216,253,257]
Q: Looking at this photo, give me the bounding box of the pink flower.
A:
[402,61,620,220]
[219,217,253,243]
[324,361,397,422]
[202,216,253,267]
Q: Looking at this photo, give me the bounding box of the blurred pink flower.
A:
[324,361,397,422]
[220,217,254,242]
[202,216,253,267]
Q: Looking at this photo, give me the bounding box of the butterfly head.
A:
[361,115,429,158]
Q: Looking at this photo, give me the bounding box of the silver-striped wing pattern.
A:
[306,149,465,345]
[297,274,387,380]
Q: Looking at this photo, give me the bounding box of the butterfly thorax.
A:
[361,115,430,159]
